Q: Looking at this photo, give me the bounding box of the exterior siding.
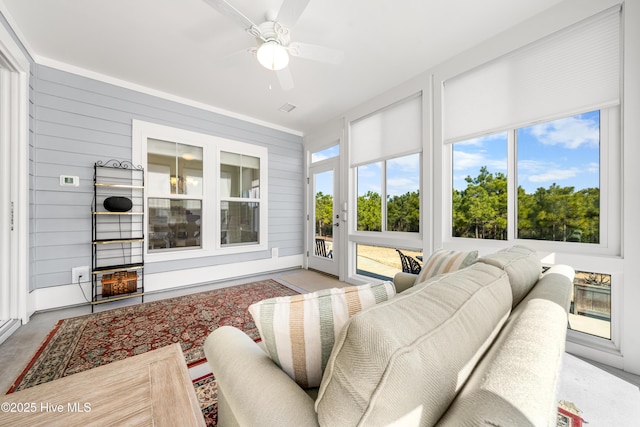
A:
[33,65,303,289]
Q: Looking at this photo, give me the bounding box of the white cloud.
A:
[359,184,381,195]
[454,150,507,171]
[387,177,419,197]
[586,162,599,174]
[388,153,419,171]
[527,167,580,183]
[357,163,381,177]
[527,116,599,149]
[518,159,543,173]
[388,177,417,188]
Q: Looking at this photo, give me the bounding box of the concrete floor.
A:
[558,353,640,426]
[1,268,639,427]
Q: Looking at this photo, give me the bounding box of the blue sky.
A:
[313,147,421,198]
[357,154,420,198]
[453,111,600,193]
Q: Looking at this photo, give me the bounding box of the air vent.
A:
[278,103,296,113]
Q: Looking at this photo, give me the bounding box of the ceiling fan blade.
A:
[202,0,259,34]
[276,68,295,91]
[288,42,344,65]
[214,47,254,67]
[275,0,311,27]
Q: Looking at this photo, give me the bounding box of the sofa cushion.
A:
[475,245,542,307]
[315,263,512,426]
[248,281,395,388]
[415,249,478,283]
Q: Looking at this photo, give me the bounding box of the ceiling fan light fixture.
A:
[257,41,289,71]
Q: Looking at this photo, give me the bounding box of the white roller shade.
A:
[443,6,620,144]
[350,94,422,166]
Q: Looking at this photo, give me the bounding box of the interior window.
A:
[147,139,203,251]
[220,152,261,246]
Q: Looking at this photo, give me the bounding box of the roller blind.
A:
[350,93,422,166]
[443,6,620,144]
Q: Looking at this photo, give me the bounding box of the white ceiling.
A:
[1,0,566,134]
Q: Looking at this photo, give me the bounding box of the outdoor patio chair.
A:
[315,238,333,258]
[396,249,422,274]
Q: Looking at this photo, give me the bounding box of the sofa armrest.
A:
[204,326,320,427]
[542,264,576,283]
[393,272,418,293]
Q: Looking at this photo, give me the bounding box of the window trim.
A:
[443,108,621,350]
[219,151,263,248]
[132,120,268,263]
[444,107,620,257]
[353,152,423,237]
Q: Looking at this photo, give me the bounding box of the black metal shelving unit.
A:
[91,160,145,311]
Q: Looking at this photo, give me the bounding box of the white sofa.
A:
[204,245,574,426]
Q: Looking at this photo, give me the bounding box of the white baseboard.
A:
[144,254,303,292]
[33,255,303,312]
[0,320,21,346]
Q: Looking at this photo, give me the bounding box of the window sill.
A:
[145,243,268,262]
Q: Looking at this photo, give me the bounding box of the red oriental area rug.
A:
[7,279,297,395]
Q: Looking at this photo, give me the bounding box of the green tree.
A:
[456,167,600,243]
[453,167,507,239]
[387,190,420,232]
[357,191,382,231]
[315,192,333,237]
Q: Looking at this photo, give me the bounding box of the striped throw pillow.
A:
[248,281,396,388]
[416,249,478,283]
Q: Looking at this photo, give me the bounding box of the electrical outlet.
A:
[72,266,90,284]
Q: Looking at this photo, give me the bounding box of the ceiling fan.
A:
[202,0,344,90]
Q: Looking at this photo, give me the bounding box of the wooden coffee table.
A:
[0,343,205,426]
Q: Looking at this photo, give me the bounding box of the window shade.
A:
[443,6,620,144]
[350,94,422,166]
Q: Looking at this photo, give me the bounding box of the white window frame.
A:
[444,106,620,258]
[353,153,423,237]
[219,151,263,248]
[442,107,622,352]
[132,120,268,262]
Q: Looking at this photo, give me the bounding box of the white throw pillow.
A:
[248,281,396,388]
[416,249,478,283]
